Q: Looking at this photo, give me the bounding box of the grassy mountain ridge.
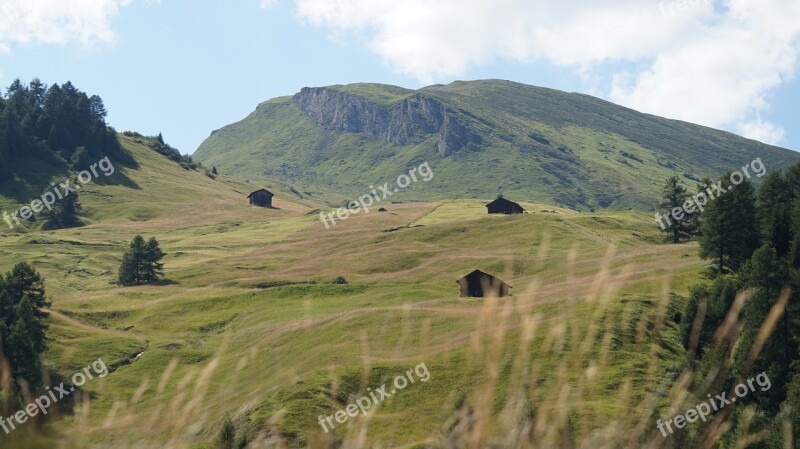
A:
[194,79,800,211]
[0,134,318,233]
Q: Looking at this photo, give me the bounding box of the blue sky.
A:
[0,0,797,154]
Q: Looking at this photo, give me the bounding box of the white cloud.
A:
[260,0,278,9]
[294,0,800,145]
[0,0,133,53]
[738,120,787,146]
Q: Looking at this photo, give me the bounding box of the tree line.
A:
[0,79,136,231]
[659,163,800,274]
[0,79,131,178]
[659,162,800,447]
[121,131,199,171]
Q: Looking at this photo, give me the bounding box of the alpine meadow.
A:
[1,1,800,449]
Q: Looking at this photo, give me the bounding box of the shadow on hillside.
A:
[0,154,142,206]
[149,278,178,286]
[89,168,140,190]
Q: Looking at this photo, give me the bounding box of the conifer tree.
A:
[659,175,697,243]
[6,297,43,388]
[700,174,759,274]
[733,245,797,410]
[118,235,166,286]
[0,263,50,391]
[757,172,793,258]
[143,237,165,283]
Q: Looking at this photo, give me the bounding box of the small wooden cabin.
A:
[248,189,274,208]
[456,270,512,298]
[486,197,525,215]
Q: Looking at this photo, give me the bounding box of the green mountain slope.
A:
[0,130,714,448]
[0,134,319,234]
[194,80,800,211]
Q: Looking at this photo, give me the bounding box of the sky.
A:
[0,0,797,155]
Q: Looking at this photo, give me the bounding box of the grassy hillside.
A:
[0,136,707,448]
[193,79,800,211]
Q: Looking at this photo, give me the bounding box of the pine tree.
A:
[728,176,761,267]
[119,235,146,286]
[118,236,165,286]
[700,174,759,274]
[118,250,137,286]
[733,245,797,410]
[58,192,81,227]
[781,374,800,446]
[791,196,800,268]
[0,263,50,391]
[659,175,696,243]
[784,162,800,267]
[7,297,43,388]
[786,162,800,198]
[681,275,740,354]
[757,172,793,258]
[143,237,165,283]
[88,95,107,122]
[44,190,81,229]
[6,79,24,97]
[28,78,46,109]
[2,262,50,347]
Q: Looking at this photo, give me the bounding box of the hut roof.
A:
[456,269,512,288]
[247,188,274,198]
[485,197,524,211]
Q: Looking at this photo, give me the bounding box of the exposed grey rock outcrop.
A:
[293,87,479,157]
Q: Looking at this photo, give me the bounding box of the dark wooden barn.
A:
[248,189,274,208]
[486,197,525,215]
[456,270,512,298]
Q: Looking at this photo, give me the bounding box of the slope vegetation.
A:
[0,136,704,447]
[194,80,800,211]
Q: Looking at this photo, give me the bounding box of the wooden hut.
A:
[248,189,274,208]
[486,197,525,214]
[456,270,512,298]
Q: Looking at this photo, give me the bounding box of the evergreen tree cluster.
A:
[0,78,130,178]
[674,162,800,447]
[0,263,50,392]
[118,235,166,286]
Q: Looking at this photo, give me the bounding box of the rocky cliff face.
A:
[293,87,480,157]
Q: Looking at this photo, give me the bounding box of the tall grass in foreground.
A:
[0,242,789,448]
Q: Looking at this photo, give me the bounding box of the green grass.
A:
[332,83,415,106]
[0,137,707,448]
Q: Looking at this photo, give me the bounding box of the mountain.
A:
[0,85,782,449]
[193,79,800,211]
